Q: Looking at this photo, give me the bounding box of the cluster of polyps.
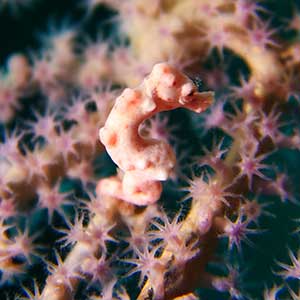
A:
[97,62,214,205]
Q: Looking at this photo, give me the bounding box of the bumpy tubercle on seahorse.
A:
[97,62,214,205]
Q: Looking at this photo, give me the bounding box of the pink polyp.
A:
[97,62,214,205]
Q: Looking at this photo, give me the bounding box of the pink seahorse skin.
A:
[97,62,214,205]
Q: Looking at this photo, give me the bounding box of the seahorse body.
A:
[97,63,214,205]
